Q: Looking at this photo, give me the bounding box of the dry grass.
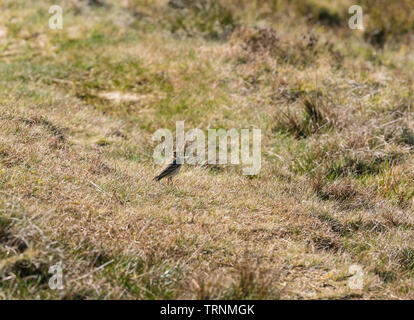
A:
[0,0,414,299]
[274,95,338,138]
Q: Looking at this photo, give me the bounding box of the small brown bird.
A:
[153,151,182,183]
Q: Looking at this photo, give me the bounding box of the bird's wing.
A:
[154,163,180,181]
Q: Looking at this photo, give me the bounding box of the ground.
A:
[1,0,414,299]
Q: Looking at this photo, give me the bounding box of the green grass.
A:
[1,0,414,299]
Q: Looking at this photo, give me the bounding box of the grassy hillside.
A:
[1,0,414,299]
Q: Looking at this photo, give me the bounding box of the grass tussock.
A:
[362,0,414,47]
[232,26,329,67]
[166,0,237,40]
[274,95,338,138]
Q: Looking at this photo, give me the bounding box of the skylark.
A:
[153,151,182,183]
